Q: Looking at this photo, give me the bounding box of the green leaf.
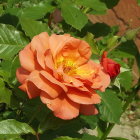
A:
[98,89,122,123]
[101,0,119,9]
[20,18,50,38]
[124,27,140,40]
[9,138,24,140]
[107,36,119,49]
[0,135,21,140]
[0,5,4,16]
[22,97,49,122]
[0,78,12,105]
[20,1,54,20]
[5,8,22,17]
[118,71,132,91]
[137,0,140,6]
[111,40,140,74]
[54,136,80,140]
[111,41,138,59]
[84,23,111,38]
[82,133,99,140]
[83,33,99,55]
[113,77,121,91]
[107,137,129,140]
[0,119,35,136]
[9,55,20,85]
[61,0,88,30]
[0,55,20,86]
[0,135,24,140]
[0,24,28,60]
[89,9,106,15]
[80,115,98,129]
[38,113,66,133]
[7,0,15,8]
[44,118,84,139]
[76,0,107,12]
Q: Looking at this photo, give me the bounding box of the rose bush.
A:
[16,32,110,120]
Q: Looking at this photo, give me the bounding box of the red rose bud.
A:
[101,51,120,78]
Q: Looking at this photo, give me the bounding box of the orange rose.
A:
[16,33,110,120]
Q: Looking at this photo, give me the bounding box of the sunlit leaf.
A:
[0,24,28,60]
[76,0,107,12]
[0,78,12,105]
[118,71,132,91]
[61,0,88,30]
[20,2,54,20]
[0,119,35,137]
[20,18,50,38]
[98,90,122,123]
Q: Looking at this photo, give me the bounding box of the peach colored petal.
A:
[99,69,110,92]
[78,41,92,60]
[75,40,92,66]
[19,44,35,72]
[63,74,83,87]
[40,92,80,120]
[28,70,62,98]
[49,34,71,58]
[31,32,49,54]
[45,50,55,70]
[36,52,45,69]
[92,76,102,89]
[26,81,41,99]
[40,91,52,104]
[49,34,91,66]
[80,104,98,115]
[16,67,30,84]
[40,70,67,92]
[19,83,26,92]
[64,83,89,92]
[67,88,101,105]
[60,39,91,66]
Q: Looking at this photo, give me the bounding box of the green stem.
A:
[108,41,121,53]
[100,80,140,140]
[100,123,114,140]
[83,7,90,14]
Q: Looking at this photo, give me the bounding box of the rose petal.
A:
[63,74,83,87]
[80,104,98,115]
[31,32,49,53]
[45,50,55,70]
[67,88,101,105]
[36,52,45,69]
[99,69,110,92]
[92,76,102,89]
[16,67,30,84]
[26,81,41,98]
[76,40,91,66]
[49,34,71,58]
[19,83,26,92]
[40,70,67,92]
[28,70,62,98]
[19,44,36,72]
[40,92,80,120]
